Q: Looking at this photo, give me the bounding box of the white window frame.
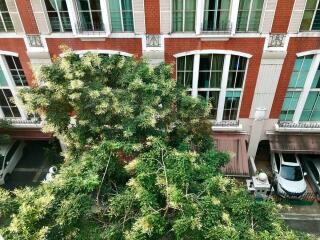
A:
[72,0,110,34]
[44,0,73,33]
[236,0,264,32]
[202,0,232,32]
[300,0,320,31]
[175,50,251,122]
[171,0,197,32]
[0,53,26,119]
[0,0,14,32]
[290,52,320,123]
[108,0,134,32]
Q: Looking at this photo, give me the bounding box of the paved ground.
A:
[255,141,320,237]
[3,140,57,189]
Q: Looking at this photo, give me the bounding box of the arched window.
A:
[176,50,250,121]
[280,52,320,122]
[0,52,26,118]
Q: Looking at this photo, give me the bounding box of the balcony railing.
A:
[76,22,106,36]
[201,21,232,34]
[4,117,42,127]
[277,120,320,129]
[146,35,161,47]
[213,120,239,127]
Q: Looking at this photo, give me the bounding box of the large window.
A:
[177,53,248,121]
[0,0,14,32]
[44,0,72,32]
[172,0,196,32]
[300,0,320,31]
[203,0,231,32]
[300,63,320,121]
[0,88,21,118]
[5,56,27,86]
[280,54,320,122]
[280,56,313,121]
[109,0,134,32]
[75,0,104,31]
[236,0,264,32]
[177,55,194,90]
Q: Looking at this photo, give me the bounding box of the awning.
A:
[267,132,320,154]
[213,132,249,177]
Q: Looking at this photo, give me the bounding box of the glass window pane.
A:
[185,55,194,70]
[311,63,320,88]
[89,0,101,10]
[210,72,222,88]
[123,12,134,31]
[312,9,320,30]
[177,57,185,71]
[184,12,195,31]
[0,68,7,87]
[173,12,183,31]
[198,72,210,88]
[200,54,211,70]
[300,10,314,31]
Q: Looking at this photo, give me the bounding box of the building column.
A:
[191,54,200,97]
[216,54,231,122]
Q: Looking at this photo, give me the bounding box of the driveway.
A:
[3,140,60,189]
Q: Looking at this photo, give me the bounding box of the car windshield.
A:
[281,165,303,181]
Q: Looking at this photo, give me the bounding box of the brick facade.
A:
[165,38,265,118]
[271,0,295,33]
[144,0,160,34]
[270,37,320,118]
[46,38,143,58]
[0,38,34,86]
[15,0,39,34]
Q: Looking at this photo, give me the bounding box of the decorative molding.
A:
[146,35,161,47]
[267,34,286,47]
[26,34,43,47]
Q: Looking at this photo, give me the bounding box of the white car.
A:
[0,140,25,185]
[271,153,307,198]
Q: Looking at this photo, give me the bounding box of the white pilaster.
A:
[216,54,231,122]
[195,0,204,34]
[100,0,111,34]
[192,54,200,97]
[230,0,240,34]
[66,0,78,34]
[292,54,320,123]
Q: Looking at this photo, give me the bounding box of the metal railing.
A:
[5,117,41,125]
[146,35,161,47]
[212,120,239,127]
[76,22,106,35]
[201,21,232,34]
[277,120,320,128]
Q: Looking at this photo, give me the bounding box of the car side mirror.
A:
[304,172,307,176]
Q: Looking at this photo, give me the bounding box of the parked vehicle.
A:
[300,154,320,196]
[0,140,25,185]
[271,153,307,198]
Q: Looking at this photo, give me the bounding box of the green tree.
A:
[0,51,310,239]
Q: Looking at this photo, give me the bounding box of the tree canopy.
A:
[0,51,310,240]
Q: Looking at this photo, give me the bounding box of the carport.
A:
[267,132,320,200]
[267,133,320,154]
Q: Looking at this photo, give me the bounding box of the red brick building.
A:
[0,0,319,177]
